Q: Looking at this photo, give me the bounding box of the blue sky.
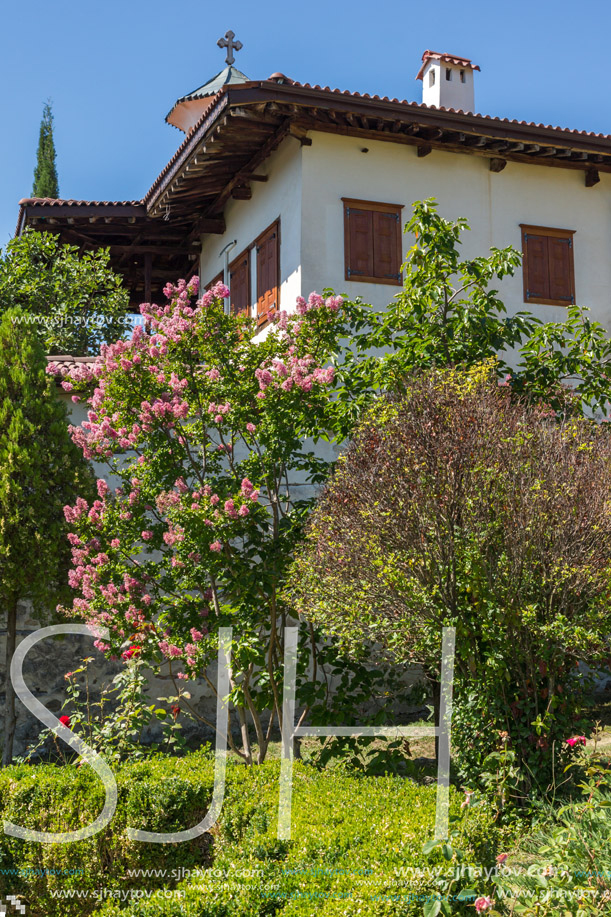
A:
[2,0,610,245]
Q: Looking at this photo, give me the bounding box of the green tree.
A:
[0,231,130,355]
[337,199,611,430]
[57,282,402,765]
[32,100,59,199]
[0,309,94,766]
[289,366,611,792]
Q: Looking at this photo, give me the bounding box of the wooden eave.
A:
[17,201,199,308]
[146,80,611,229]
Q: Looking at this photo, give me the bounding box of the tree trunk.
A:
[2,599,18,768]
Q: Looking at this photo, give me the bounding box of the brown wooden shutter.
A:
[229,251,250,316]
[373,210,401,281]
[548,236,574,303]
[521,225,575,306]
[346,208,374,279]
[343,199,403,284]
[524,234,550,302]
[256,223,279,324]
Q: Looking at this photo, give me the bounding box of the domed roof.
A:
[166,65,251,133]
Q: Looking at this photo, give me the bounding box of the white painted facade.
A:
[199,136,303,315]
[199,130,611,335]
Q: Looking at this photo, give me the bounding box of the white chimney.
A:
[416,50,480,113]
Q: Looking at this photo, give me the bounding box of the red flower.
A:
[59,715,71,728]
[566,735,586,747]
[121,645,141,661]
[171,705,180,719]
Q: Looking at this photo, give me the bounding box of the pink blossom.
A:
[224,499,238,518]
[210,494,220,505]
[190,628,204,642]
[241,478,254,496]
[210,541,222,553]
[238,505,250,517]
[206,368,221,381]
[325,295,343,311]
[141,530,153,541]
[474,897,493,914]
[566,736,587,747]
[246,422,256,434]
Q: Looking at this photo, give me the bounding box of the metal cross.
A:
[217,30,243,66]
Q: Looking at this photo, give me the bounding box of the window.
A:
[429,69,436,87]
[255,221,280,325]
[520,224,576,306]
[229,249,250,316]
[445,68,452,81]
[459,69,466,83]
[342,199,403,285]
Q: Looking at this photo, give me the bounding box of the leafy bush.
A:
[288,365,611,793]
[0,752,509,917]
[492,742,611,915]
[0,751,215,917]
[0,231,130,355]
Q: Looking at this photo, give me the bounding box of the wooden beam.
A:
[301,120,611,175]
[206,120,292,217]
[417,143,432,158]
[23,203,146,220]
[288,123,312,145]
[585,167,601,187]
[144,253,152,303]
[250,174,268,182]
[489,158,507,173]
[193,216,226,234]
[231,186,252,200]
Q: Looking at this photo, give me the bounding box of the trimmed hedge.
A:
[0,753,506,917]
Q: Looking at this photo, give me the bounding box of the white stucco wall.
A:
[298,130,611,332]
[198,135,303,314]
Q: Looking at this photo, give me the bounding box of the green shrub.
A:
[0,751,511,917]
[0,751,216,917]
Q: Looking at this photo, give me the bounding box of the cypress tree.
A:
[32,101,59,199]
[0,309,94,765]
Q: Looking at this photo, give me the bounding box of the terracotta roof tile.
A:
[416,50,481,81]
[46,355,98,380]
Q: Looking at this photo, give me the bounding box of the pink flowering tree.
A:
[52,280,375,764]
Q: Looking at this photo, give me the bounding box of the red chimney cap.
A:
[416,50,480,81]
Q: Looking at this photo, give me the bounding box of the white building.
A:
[17,45,611,337]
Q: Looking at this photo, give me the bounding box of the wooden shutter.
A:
[343,199,403,285]
[373,210,401,281]
[548,237,574,303]
[256,222,279,325]
[346,208,374,279]
[521,225,575,306]
[523,233,550,302]
[229,251,250,316]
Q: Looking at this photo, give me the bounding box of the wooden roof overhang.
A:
[15,199,204,309]
[18,79,611,311]
[146,79,611,230]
